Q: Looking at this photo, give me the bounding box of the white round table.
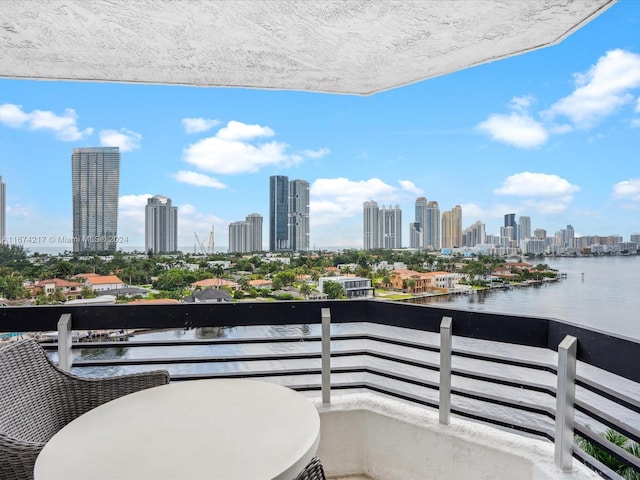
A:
[34,379,320,480]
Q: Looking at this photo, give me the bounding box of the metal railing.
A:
[1,299,639,478]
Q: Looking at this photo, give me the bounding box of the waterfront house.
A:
[27,278,84,301]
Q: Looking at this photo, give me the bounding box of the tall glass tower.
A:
[145,195,178,253]
[288,179,310,251]
[71,147,120,253]
[269,175,290,251]
[0,176,5,242]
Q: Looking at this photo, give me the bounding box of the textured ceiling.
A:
[0,0,615,95]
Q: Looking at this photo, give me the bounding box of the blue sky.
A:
[1,1,640,252]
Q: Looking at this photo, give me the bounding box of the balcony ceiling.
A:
[0,0,615,95]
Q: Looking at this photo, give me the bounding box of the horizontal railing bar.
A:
[577,376,640,415]
[73,351,324,367]
[574,399,640,446]
[453,349,557,373]
[452,388,556,419]
[573,447,623,480]
[452,367,556,395]
[575,423,640,473]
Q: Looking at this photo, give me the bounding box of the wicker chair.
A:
[0,339,170,480]
[295,456,326,480]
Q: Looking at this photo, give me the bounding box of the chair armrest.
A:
[60,370,170,418]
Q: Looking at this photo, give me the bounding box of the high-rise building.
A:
[71,147,120,253]
[409,222,421,249]
[380,205,402,249]
[363,201,402,249]
[246,213,263,253]
[504,213,517,241]
[411,197,427,249]
[269,176,309,252]
[230,214,263,254]
[441,205,462,249]
[288,179,310,251]
[463,220,485,247]
[0,176,5,242]
[363,201,380,250]
[425,201,441,250]
[451,205,462,248]
[228,221,248,254]
[518,216,531,242]
[145,195,178,253]
[441,211,452,249]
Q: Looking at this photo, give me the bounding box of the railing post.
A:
[555,335,577,472]
[57,313,73,372]
[439,316,453,425]
[321,307,331,405]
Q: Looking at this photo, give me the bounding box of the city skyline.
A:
[1,2,640,250]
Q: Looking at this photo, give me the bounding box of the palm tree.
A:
[299,283,312,299]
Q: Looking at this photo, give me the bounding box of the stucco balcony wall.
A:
[316,394,600,480]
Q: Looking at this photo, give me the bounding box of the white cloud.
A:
[398,180,423,195]
[510,95,535,112]
[545,49,640,128]
[0,103,29,127]
[0,103,93,141]
[99,128,142,152]
[631,118,640,128]
[477,112,548,148]
[494,172,579,197]
[6,204,33,218]
[182,117,221,134]
[636,97,640,113]
[173,170,227,189]
[216,121,274,141]
[612,178,640,202]
[300,148,331,159]
[182,120,312,174]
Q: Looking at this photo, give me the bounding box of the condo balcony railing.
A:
[1,299,639,479]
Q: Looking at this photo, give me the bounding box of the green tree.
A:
[323,280,345,299]
[299,283,312,298]
[271,276,284,291]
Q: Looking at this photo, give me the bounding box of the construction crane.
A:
[194,226,214,255]
[194,232,208,255]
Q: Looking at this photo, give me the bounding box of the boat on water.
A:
[107,329,134,341]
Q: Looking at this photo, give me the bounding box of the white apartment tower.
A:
[380,205,402,249]
[363,201,380,250]
[229,214,263,253]
[145,195,178,253]
[518,216,531,243]
[246,213,263,253]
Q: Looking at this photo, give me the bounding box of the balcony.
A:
[2,299,638,479]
